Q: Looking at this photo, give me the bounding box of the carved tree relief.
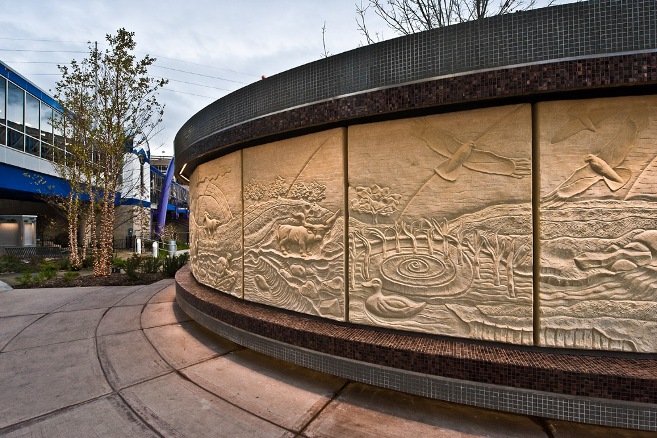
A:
[347,105,533,343]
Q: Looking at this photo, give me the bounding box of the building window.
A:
[25,135,39,156]
[7,82,24,133]
[7,128,24,151]
[25,93,40,156]
[0,78,5,146]
[40,103,53,145]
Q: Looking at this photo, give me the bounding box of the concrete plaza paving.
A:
[0,280,652,437]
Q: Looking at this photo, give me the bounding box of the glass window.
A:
[53,111,65,151]
[25,135,39,156]
[53,146,66,164]
[40,142,53,161]
[25,93,40,140]
[0,77,6,126]
[7,82,24,132]
[40,103,53,144]
[0,125,5,146]
[7,128,23,151]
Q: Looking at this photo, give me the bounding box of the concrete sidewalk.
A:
[0,281,650,437]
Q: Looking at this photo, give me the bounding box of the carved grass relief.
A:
[189,152,243,297]
[242,128,345,320]
[539,96,657,352]
[348,105,533,343]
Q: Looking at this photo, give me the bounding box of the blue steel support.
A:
[155,157,175,237]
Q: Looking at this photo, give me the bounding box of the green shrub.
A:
[36,268,57,282]
[39,260,58,272]
[57,257,71,271]
[125,254,142,279]
[16,271,34,285]
[0,255,30,273]
[82,255,93,269]
[112,256,126,269]
[62,271,79,282]
[141,256,162,274]
[163,252,189,277]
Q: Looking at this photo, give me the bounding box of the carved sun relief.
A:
[348,105,533,344]
[539,96,657,352]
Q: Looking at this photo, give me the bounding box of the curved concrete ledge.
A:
[176,266,657,430]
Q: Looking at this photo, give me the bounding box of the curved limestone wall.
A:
[187,95,657,353]
[178,0,657,355]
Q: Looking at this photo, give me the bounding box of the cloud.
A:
[2,0,567,156]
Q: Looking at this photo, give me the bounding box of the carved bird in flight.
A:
[543,118,640,203]
[415,129,531,182]
[550,103,617,144]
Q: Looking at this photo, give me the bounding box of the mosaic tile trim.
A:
[176,52,657,175]
[176,0,657,167]
[177,289,657,431]
[175,267,657,407]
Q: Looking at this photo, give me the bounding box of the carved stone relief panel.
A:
[189,151,243,298]
[348,105,533,343]
[242,128,345,320]
[538,96,657,353]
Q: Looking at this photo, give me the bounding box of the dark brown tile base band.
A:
[175,266,657,431]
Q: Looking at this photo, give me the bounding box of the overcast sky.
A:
[1,0,567,156]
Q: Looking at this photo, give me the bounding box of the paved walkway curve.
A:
[0,280,652,437]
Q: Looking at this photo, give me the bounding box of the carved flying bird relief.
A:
[550,103,618,144]
[415,129,531,182]
[543,118,640,203]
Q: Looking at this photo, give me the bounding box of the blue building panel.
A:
[0,162,71,198]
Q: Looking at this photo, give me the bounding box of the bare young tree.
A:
[54,29,166,276]
[52,58,97,270]
[356,0,538,43]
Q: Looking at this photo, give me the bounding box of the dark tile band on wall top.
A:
[177,52,657,176]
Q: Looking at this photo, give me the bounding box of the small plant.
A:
[16,271,35,285]
[36,267,58,282]
[62,271,79,282]
[163,252,189,277]
[57,257,71,271]
[112,256,126,272]
[125,254,142,279]
[160,224,178,243]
